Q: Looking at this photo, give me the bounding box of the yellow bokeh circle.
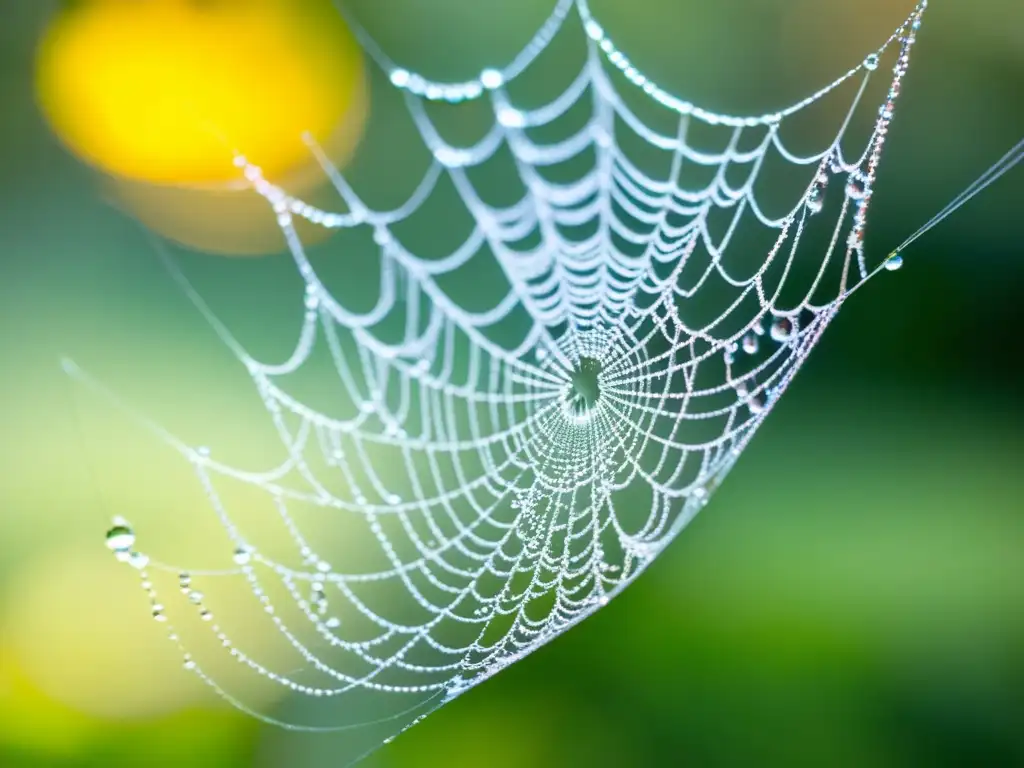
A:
[35,0,368,255]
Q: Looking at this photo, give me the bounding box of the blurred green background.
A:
[1,0,1022,766]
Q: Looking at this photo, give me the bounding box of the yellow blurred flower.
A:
[35,0,368,255]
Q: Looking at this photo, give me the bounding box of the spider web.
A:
[83,0,926,756]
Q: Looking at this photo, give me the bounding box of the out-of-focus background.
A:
[1,0,1022,766]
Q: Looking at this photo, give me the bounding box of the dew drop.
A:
[864,53,880,71]
[441,84,466,103]
[748,391,768,414]
[105,524,135,553]
[232,547,252,566]
[325,617,341,629]
[496,107,525,129]
[741,333,759,355]
[372,226,391,246]
[769,317,794,342]
[884,252,904,271]
[480,68,504,90]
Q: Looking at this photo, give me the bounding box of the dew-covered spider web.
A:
[74,0,931,758]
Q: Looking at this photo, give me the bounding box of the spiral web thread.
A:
[87,0,927,744]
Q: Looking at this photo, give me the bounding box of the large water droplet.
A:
[741,333,759,355]
[372,226,392,247]
[105,524,135,553]
[770,318,794,342]
[884,252,904,271]
[496,106,525,129]
[480,68,504,90]
[232,546,252,566]
[389,69,410,88]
